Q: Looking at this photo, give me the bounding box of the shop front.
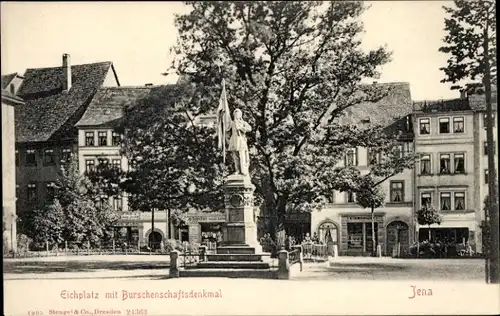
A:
[341,214,384,256]
[184,211,226,243]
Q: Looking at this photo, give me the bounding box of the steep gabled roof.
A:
[15,61,115,143]
[340,82,413,131]
[76,86,156,127]
[1,73,17,90]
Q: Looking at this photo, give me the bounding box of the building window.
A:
[453,117,464,133]
[390,181,404,202]
[483,113,496,128]
[98,131,108,146]
[420,154,431,175]
[113,196,123,211]
[419,118,430,135]
[485,169,489,184]
[85,132,95,146]
[440,192,451,211]
[26,149,36,166]
[402,142,412,154]
[393,144,403,158]
[484,141,496,156]
[46,183,55,200]
[347,191,355,203]
[112,159,121,170]
[367,148,379,165]
[112,132,121,146]
[421,193,432,208]
[439,118,450,134]
[440,154,451,174]
[345,148,357,167]
[85,159,95,173]
[347,223,363,250]
[128,160,137,172]
[61,148,72,163]
[27,183,37,202]
[454,153,465,174]
[44,149,55,165]
[454,192,465,211]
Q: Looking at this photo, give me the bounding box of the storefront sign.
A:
[344,215,383,222]
[120,213,141,220]
[186,213,226,224]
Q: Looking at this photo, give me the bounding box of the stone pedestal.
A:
[222,174,261,253]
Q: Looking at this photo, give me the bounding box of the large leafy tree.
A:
[29,160,119,248]
[119,85,226,240]
[167,1,395,238]
[122,2,414,242]
[439,0,498,283]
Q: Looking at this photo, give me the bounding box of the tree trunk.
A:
[483,10,499,284]
[371,206,376,257]
[151,208,155,248]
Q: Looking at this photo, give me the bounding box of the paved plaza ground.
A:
[4,256,499,315]
[3,254,486,281]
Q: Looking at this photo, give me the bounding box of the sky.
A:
[1,1,458,101]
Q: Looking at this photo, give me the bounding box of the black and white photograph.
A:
[2,1,499,315]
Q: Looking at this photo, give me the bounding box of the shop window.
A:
[453,117,464,133]
[421,193,432,208]
[454,192,465,211]
[347,223,363,250]
[420,154,431,175]
[419,118,430,135]
[440,154,451,174]
[390,181,404,202]
[440,192,451,211]
[439,117,450,133]
[98,131,108,146]
[454,153,465,174]
[85,132,95,146]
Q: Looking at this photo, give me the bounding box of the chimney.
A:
[460,90,467,99]
[145,83,153,87]
[62,54,72,91]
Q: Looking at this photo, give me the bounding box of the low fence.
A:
[3,239,199,258]
[301,242,328,262]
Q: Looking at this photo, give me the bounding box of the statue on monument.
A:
[227,109,251,175]
[216,79,252,176]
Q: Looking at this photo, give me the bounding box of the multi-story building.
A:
[13,54,120,232]
[311,82,415,256]
[412,86,497,254]
[2,87,25,252]
[75,85,226,246]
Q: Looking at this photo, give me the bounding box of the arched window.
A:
[318,221,338,244]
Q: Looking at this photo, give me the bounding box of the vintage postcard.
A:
[2,1,500,315]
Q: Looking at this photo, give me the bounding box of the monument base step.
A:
[206,254,263,262]
[178,268,277,279]
[186,261,270,269]
[216,245,256,254]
